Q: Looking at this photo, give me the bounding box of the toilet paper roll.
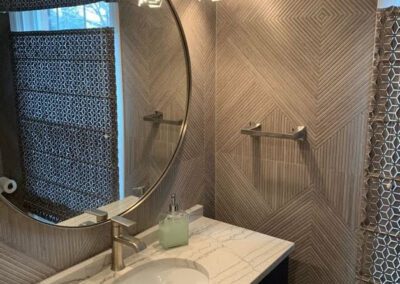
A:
[0,177,17,194]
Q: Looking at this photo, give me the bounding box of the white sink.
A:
[115,258,209,284]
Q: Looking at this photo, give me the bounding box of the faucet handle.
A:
[111,216,137,230]
[85,209,108,223]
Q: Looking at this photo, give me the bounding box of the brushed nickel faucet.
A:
[111,216,147,271]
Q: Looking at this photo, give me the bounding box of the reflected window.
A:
[9,2,114,31]
[8,2,125,200]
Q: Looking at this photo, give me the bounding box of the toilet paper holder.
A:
[0,177,17,195]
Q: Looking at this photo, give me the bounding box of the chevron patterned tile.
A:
[314,113,368,229]
[216,153,273,228]
[216,17,318,144]
[321,0,377,17]
[316,14,375,147]
[311,191,359,284]
[216,0,377,283]
[120,0,189,190]
[0,242,55,284]
[256,189,315,282]
[255,189,314,240]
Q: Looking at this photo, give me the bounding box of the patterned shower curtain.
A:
[358,6,400,284]
[11,28,119,222]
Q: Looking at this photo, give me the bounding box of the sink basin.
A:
[115,258,209,284]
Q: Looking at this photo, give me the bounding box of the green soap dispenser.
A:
[159,194,189,249]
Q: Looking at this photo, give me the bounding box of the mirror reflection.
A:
[0,0,188,227]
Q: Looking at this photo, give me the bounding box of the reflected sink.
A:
[115,258,209,284]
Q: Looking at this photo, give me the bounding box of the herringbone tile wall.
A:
[215,0,377,283]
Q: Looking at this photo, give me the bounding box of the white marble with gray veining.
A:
[41,205,294,284]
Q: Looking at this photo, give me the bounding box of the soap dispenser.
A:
[158,194,189,249]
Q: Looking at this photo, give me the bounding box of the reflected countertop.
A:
[58,195,140,227]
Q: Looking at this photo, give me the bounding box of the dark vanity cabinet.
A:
[259,258,289,284]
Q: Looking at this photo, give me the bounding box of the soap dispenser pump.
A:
[158,194,189,249]
[169,193,178,213]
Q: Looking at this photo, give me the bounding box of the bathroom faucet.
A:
[111,216,147,271]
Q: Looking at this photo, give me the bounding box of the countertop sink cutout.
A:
[41,205,294,284]
[114,258,209,284]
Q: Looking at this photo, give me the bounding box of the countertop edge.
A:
[251,243,295,284]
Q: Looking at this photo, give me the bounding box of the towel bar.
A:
[241,123,307,142]
[143,111,183,126]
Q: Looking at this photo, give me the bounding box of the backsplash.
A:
[214,0,377,283]
[0,0,216,275]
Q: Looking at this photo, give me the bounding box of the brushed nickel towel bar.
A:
[143,111,183,126]
[241,123,307,142]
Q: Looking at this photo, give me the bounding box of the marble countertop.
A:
[42,205,294,284]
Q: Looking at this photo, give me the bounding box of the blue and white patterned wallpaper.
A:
[11,28,119,222]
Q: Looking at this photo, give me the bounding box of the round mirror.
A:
[0,0,189,227]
